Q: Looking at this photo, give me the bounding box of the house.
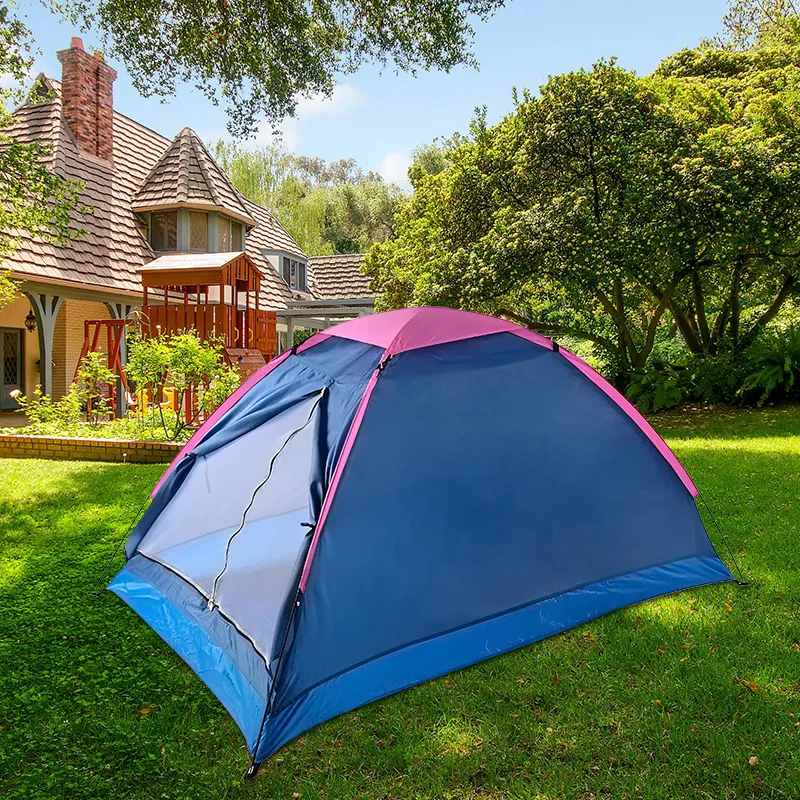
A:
[0,38,375,411]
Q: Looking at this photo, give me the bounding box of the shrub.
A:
[12,384,82,427]
[126,329,240,440]
[1,412,191,442]
[292,328,316,347]
[75,351,117,424]
[626,367,685,413]
[684,354,748,405]
[740,327,800,406]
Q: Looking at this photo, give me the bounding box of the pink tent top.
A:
[152,307,697,499]
[325,306,554,355]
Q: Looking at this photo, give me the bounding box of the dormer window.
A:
[151,210,177,252]
[282,256,307,292]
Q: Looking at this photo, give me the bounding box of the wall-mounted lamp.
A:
[24,309,37,333]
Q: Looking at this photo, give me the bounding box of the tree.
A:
[410,135,466,177]
[55,0,507,137]
[366,55,800,379]
[714,0,800,49]
[214,140,293,212]
[126,330,240,440]
[216,141,404,255]
[1,3,88,302]
[369,63,694,373]
[653,44,800,355]
[321,180,401,253]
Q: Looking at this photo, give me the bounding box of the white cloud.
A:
[255,82,364,151]
[378,149,412,189]
[295,83,363,119]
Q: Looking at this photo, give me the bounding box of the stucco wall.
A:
[0,296,40,398]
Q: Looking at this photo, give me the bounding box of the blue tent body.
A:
[110,307,733,768]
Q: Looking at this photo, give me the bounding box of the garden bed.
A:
[0,433,182,463]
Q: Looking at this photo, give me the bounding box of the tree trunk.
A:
[738,273,795,352]
[691,269,712,351]
[669,303,704,354]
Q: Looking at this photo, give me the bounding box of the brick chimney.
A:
[56,37,117,162]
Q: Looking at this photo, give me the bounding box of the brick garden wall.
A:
[0,434,180,464]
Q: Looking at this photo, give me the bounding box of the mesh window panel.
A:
[136,394,322,659]
[189,212,208,252]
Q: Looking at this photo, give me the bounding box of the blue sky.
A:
[16,0,727,188]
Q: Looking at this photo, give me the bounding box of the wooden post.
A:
[244,288,249,348]
[233,284,238,346]
[220,282,225,345]
[195,284,201,336]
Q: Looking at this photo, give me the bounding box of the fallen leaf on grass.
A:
[741,679,760,693]
[137,707,151,716]
[749,756,759,766]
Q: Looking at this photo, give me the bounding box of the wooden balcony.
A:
[142,303,276,354]
[137,251,277,357]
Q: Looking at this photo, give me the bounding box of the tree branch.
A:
[739,273,796,351]
[691,268,712,350]
[595,288,637,364]
[497,308,620,356]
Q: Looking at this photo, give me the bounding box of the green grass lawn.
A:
[1,406,798,799]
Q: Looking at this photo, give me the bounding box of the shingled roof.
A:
[2,76,300,306]
[2,76,169,294]
[131,128,256,225]
[309,253,375,300]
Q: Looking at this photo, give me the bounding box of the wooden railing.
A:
[143,304,277,355]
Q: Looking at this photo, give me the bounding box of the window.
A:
[217,217,231,251]
[231,221,243,251]
[216,216,244,252]
[150,211,177,251]
[281,256,307,292]
[189,211,209,252]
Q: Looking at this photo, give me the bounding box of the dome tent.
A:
[110,306,734,773]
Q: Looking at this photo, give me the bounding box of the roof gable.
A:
[131,128,256,225]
